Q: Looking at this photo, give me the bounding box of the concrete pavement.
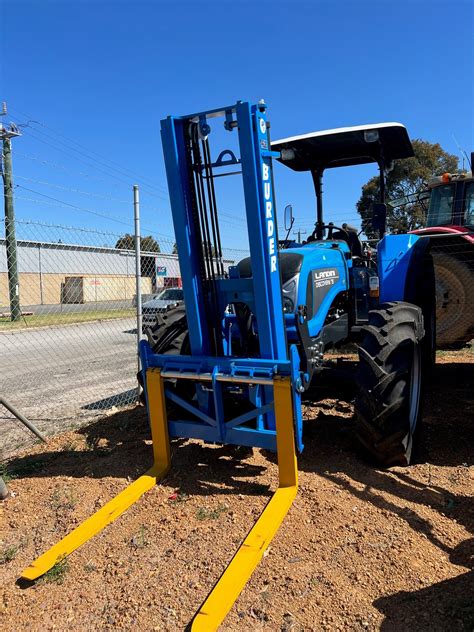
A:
[1,317,139,457]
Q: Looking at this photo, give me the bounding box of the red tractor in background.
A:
[411,157,474,347]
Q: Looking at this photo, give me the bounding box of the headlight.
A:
[282,277,297,313]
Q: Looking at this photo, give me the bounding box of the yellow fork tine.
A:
[191,376,298,631]
[21,368,170,581]
[21,372,298,632]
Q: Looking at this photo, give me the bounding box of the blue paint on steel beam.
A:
[165,388,217,426]
[160,116,209,355]
[226,402,274,429]
[236,101,287,362]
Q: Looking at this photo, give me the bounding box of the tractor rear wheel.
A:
[354,302,424,467]
[433,253,473,347]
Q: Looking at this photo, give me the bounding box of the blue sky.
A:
[1,0,472,252]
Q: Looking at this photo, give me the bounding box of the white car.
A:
[141,288,184,329]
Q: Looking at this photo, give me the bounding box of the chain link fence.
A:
[1,218,472,458]
[0,217,247,457]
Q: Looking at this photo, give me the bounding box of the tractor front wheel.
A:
[137,304,189,404]
[145,303,189,355]
[354,302,424,467]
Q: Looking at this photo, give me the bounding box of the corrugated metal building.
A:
[0,239,181,307]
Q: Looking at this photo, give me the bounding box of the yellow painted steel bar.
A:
[21,369,170,581]
[191,376,298,631]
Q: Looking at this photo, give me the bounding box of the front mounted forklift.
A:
[146,119,431,464]
[22,102,430,629]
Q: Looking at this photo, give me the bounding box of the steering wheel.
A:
[308,223,349,241]
[325,223,349,239]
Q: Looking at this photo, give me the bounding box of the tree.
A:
[141,236,161,253]
[172,242,178,254]
[357,140,459,238]
[115,233,161,253]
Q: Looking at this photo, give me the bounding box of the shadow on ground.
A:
[373,570,474,631]
[6,360,473,570]
[82,388,137,410]
[5,404,266,498]
[295,361,473,570]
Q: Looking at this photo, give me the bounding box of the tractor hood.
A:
[237,252,303,284]
[272,122,413,172]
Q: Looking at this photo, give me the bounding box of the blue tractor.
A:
[144,104,432,468]
[23,101,435,629]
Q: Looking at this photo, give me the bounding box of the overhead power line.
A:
[15,184,175,239]
[10,105,170,196]
[11,108,273,228]
[15,152,171,204]
[19,126,169,201]
[14,174,163,210]
[11,108,260,224]
[10,106,308,242]
[15,152,112,183]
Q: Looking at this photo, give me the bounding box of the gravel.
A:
[0,351,472,631]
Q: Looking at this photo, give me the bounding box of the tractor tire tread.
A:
[354,301,424,467]
[145,302,189,355]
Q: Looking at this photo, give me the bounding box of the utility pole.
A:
[294,228,307,243]
[1,102,21,321]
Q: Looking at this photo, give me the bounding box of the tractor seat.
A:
[332,224,363,258]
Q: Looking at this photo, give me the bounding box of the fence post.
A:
[1,396,47,442]
[133,185,143,398]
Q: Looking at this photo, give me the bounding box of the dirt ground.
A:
[1,351,473,631]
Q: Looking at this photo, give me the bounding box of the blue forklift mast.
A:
[22,101,302,631]
[140,100,304,452]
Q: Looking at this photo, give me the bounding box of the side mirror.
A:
[372,203,387,238]
[284,204,294,231]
